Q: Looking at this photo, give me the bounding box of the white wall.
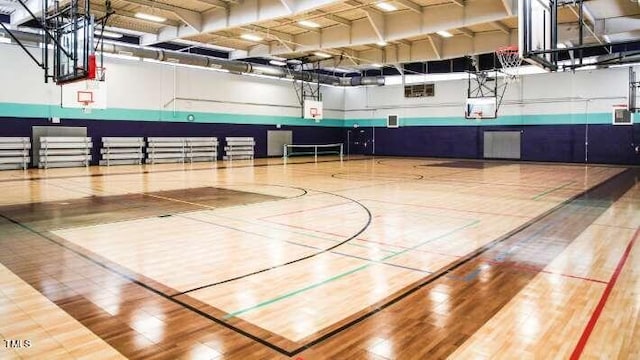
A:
[344,67,633,120]
[0,42,636,123]
[0,44,346,120]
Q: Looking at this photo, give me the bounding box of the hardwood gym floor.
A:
[0,157,638,359]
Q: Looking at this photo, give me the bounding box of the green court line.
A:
[204,210,395,254]
[222,219,479,320]
[222,264,370,320]
[532,181,576,200]
[345,241,396,253]
[380,220,480,262]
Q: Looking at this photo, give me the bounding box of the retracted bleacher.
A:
[224,137,255,160]
[185,137,218,162]
[0,137,31,170]
[100,137,145,166]
[39,137,92,169]
[146,137,219,164]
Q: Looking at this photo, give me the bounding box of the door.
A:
[347,127,374,155]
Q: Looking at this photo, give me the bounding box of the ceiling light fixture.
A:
[314,52,332,58]
[134,13,167,23]
[376,2,397,12]
[240,33,263,42]
[371,63,383,68]
[376,41,387,46]
[269,60,287,66]
[436,30,453,38]
[298,20,320,28]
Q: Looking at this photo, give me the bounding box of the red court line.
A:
[356,238,463,258]
[569,227,639,360]
[258,202,352,220]
[261,219,348,239]
[261,218,465,258]
[590,223,638,230]
[360,199,531,219]
[483,260,608,285]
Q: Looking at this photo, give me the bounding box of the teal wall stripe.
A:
[344,112,612,127]
[0,102,613,128]
[0,102,344,127]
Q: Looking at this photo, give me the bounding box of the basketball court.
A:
[0,0,640,359]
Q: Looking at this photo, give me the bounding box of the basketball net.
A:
[496,45,523,83]
[83,65,105,114]
[310,108,320,122]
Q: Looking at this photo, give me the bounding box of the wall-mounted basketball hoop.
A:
[303,100,323,121]
[612,104,633,125]
[77,91,94,114]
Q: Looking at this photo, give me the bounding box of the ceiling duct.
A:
[0,29,385,87]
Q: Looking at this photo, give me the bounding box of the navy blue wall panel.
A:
[587,124,640,165]
[370,126,480,159]
[371,124,640,165]
[520,125,582,163]
[1,117,639,165]
[0,117,344,165]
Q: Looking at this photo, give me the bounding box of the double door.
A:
[347,128,374,155]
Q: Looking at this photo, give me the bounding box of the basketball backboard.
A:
[1,0,97,84]
[54,1,96,84]
[303,100,323,121]
[612,105,633,125]
[465,97,497,120]
[519,0,555,70]
[61,78,107,113]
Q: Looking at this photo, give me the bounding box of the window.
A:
[404,83,435,98]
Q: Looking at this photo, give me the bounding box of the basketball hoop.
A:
[496,45,523,83]
[310,107,321,122]
[87,67,106,90]
[77,91,94,114]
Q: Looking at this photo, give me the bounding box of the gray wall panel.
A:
[484,131,521,159]
[32,126,87,166]
[267,130,293,157]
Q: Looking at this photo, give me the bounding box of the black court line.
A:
[284,167,637,355]
[0,183,372,357]
[172,189,372,296]
[375,157,638,169]
[0,213,293,356]
[36,181,308,233]
[0,165,634,357]
[0,157,374,184]
[173,215,433,276]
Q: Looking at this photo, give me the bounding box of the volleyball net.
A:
[283,143,344,161]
